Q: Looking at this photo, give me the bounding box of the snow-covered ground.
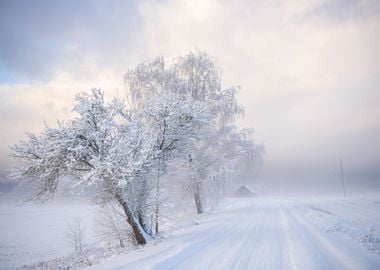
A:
[0,200,99,269]
[90,196,380,270]
[1,195,380,269]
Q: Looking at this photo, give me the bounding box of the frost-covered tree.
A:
[10,89,212,244]
[124,56,213,231]
[169,52,263,213]
[64,219,87,254]
[10,89,156,245]
[10,51,263,245]
[123,51,263,214]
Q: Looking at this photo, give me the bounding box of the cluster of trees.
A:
[10,52,263,245]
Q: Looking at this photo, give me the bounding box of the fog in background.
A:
[1,0,379,196]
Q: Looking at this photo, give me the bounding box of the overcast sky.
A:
[1,0,379,192]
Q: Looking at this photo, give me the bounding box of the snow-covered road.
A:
[91,198,380,270]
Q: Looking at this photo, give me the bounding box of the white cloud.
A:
[139,0,380,181]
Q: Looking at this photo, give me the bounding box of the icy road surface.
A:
[91,198,380,270]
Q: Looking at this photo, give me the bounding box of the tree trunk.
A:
[189,155,204,214]
[155,185,159,235]
[193,181,204,214]
[119,238,125,248]
[138,213,152,236]
[115,193,148,245]
[155,163,160,235]
[136,176,153,238]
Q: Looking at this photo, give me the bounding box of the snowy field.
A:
[0,199,99,269]
[1,195,380,269]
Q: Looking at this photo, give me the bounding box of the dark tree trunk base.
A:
[115,194,148,245]
[194,182,204,214]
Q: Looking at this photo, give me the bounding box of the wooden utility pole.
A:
[339,159,346,197]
